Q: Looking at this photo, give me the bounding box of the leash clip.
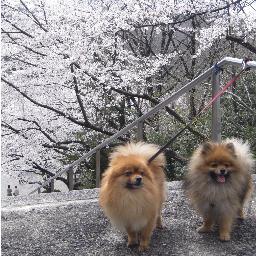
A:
[214,63,223,74]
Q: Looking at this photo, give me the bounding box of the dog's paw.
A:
[219,233,230,241]
[127,232,138,248]
[197,225,212,233]
[156,223,163,229]
[127,239,138,248]
[139,240,149,252]
[156,217,163,229]
[139,244,148,252]
[237,210,245,220]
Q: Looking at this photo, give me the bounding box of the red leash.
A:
[199,69,244,114]
[148,62,248,163]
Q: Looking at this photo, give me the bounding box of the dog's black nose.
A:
[220,169,226,175]
[135,177,142,185]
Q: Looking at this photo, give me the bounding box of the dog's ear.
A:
[225,142,236,157]
[201,142,213,155]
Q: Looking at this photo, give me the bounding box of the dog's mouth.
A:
[209,171,230,184]
[126,182,143,189]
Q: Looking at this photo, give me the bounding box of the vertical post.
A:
[137,121,144,141]
[68,167,74,191]
[38,188,41,194]
[96,150,101,188]
[50,179,54,192]
[211,70,221,142]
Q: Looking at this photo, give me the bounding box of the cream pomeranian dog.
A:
[99,142,166,251]
[185,138,254,241]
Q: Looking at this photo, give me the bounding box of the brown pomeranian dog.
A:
[185,138,254,241]
[99,142,166,251]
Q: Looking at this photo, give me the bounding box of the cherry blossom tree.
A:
[2,0,256,187]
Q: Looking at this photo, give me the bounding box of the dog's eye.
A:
[210,162,217,168]
[140,171,144,176]
[225,163,230,167]
[124,171,132,176]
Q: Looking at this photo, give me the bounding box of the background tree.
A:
[2,0,256,189]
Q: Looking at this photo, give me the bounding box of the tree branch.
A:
[2,122,29,139]
[2,29,47,56]
[20,0,48,32]
[226,35,256,54]
[70,62,89,124]
[2,78,116,137]
[32,162,68,185]
[111,87,206,139]
[2,77,85,126]
[135,0,244,28]
[1,14,34,38]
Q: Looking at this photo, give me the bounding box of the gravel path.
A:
[2,178,256,256]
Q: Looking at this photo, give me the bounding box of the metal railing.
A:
[30,57,256,194]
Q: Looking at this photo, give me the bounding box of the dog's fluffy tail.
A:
[224,138,255,173]
[109,141,166,167]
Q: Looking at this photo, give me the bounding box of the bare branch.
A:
[135,0,244,28]
[2,122,29,139]
[111,87,206,139]
[70,63,89,124]
[2,77,85,126]
[2,78,116,137]
[32,162,68,185]
[1,14,34,38]
[2,29,47,56]
[17,118,57,143]
[20,0,48,32]
[226,34,256,54]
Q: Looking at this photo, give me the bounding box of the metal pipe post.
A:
[68,167,74,191]
[96,150,101,188]
[50,179,54,192]
[137,121,144,141]
[211,70,221,142]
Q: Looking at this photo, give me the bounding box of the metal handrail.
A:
[29,57,256,194]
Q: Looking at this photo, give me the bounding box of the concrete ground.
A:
[1,178,256,256]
